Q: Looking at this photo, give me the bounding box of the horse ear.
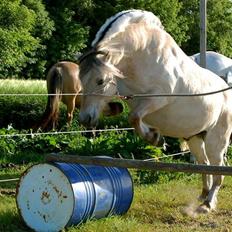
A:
[105,62,125,78]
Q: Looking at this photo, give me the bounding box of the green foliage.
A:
[207,0,232,57]
[1,0,232,78]
[115,0,189,45]
[0,0,54,78]
[180,0,232,56]
[44,0,90,67]
[20,0,55,78]
[0,79,46,128]
[0,28,39,77]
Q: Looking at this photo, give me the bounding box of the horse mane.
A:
[79,53,123,83]
[92,9,164,48]
[79,10,164,79]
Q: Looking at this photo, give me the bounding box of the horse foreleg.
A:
[130,116,160,145]
[128,98,167,145]
[66,97,76,126]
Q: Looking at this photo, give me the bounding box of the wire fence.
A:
[0,85,231,99]
[0,150,191,183]
[0,178,19,183]
[0,127,135,138]
[0,84,231,183]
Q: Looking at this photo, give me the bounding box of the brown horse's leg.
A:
[66,97,76,126]
[51,107,59,129]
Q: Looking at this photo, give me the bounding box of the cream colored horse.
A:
[191,51,232,82]
[78,10,232,214]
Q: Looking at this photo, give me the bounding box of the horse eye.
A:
[97,79,104,85]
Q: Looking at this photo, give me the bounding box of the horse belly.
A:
[143,98,221,138]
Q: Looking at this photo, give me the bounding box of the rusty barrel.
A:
[16,162,133,232]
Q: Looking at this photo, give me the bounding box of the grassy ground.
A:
[1,79,232,231]
[0,79,47,129]
[1,168,232,232]
[0,79,46,94]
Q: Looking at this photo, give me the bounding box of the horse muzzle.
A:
[79,111,98,128]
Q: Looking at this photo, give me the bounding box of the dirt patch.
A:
[0,188,16,196]
[0,163,18,169]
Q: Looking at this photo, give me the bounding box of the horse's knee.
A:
[67,113,73,125]
[129,112,139,124]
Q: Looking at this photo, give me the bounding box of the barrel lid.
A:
[16,163,74,232]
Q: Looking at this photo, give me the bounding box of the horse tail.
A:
[38,66,63,130]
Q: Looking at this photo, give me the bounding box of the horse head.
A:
[77,9,164,128]
[77,48,124,127]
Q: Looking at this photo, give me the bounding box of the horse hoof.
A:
[146,128,160,145]
[198,189,209,202]
[196,203,211,214]
[198,195,205,202]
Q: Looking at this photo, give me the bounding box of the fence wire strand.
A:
[0,127,135,138]
[0,85,231,99]
[0,85,231,183]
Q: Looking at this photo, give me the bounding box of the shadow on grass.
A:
[0,207,33,232]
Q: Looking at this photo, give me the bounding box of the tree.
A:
[114,0,189,46]
[75,0,189,46]
[179,0,232,57]
[43,0,90,68]
[1,0,231,78]
[21,0,55,78]
[0,0,54,78]
[207,0,232,57]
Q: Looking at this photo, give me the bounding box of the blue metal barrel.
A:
[16,161,133,232]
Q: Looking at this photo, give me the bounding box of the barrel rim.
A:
[16,162,76,231]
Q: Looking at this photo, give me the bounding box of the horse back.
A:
[48,61,81,106]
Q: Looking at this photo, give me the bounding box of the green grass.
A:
[0,79,46,94]
[0,79,47,129]
[1,79,232,231]
[0,78,130,129]
[1,174,232,232]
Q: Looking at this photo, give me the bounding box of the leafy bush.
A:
[0,0,54,78]
[180,0,232,56]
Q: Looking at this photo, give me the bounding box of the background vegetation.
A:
[1,1,232,231]
[0,0,232,78]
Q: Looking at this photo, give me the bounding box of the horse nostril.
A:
[79,113,92,127]
[86,115,92,125]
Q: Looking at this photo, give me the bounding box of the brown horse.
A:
[38,61,123,130]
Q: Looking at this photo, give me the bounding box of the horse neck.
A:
[98,22,154,66]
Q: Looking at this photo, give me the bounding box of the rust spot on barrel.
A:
[41,191,51,204]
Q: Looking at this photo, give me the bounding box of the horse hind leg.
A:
[200,126,231,213]
[51,109,59,130]
[186,135,212,203]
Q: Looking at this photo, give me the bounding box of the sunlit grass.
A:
[0,79,46,94]
[1,79,232,231]
[1,175,232,232]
